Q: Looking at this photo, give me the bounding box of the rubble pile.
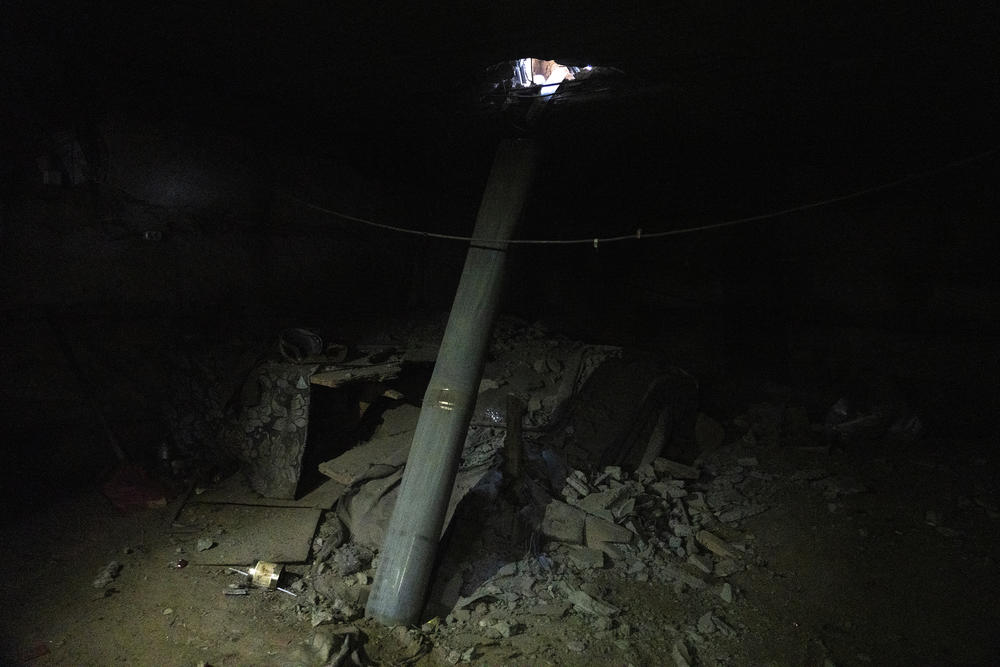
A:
[276,322,811,663]
[218,322,896,664]
[411,449,779,664]
[283,438,793,664]
[289,515,371,627]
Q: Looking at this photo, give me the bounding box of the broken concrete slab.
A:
[566,546,606,569]
[714,558,742,577]
[576,486,628,520]
[651,481,688,500]
[663,563,707,590]
[177,503,322,564]
[696,530,741,560]
[597,542,626,561]
[585,515,633,547]
[564,470,591,496]
[612,496,636,520]
[559,583,620,617]
[541,499,587,544]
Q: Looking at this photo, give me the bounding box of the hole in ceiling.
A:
[510,58,593,96]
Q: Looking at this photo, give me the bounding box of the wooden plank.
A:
[310,360,402,388]
[318,432,412,485]
[318,404,421,485]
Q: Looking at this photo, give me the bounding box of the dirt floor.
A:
[3,413,998,666]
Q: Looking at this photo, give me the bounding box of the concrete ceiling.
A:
[3,2,998,207]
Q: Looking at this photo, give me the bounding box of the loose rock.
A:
[696,530,740,560]
[671,639,693,667]
[697,611,715,634]
[92,561,122,588]
[334,543,373,576]
[715,559,742,577]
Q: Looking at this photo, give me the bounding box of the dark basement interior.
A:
[2,3,999,666]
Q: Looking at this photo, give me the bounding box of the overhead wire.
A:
[283,144,999,246]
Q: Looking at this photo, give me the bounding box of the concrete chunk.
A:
[564,474,590,496]
[585,515,633,547]
[566,546,606,569]
[564,587,620,617]
[527,602,571,618]
[597,542,625,560]
[696,530,740,560]
[663,563,707,590]
[577,487,628,518]
[687,553,713,574]
[541,500,587,544]
[697,611,715,634]
[714,558,742,577]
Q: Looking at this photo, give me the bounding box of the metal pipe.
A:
[365,138,538,626]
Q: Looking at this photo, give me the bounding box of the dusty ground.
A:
[3,419,998,666]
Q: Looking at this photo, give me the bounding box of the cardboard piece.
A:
[340,464,494,551]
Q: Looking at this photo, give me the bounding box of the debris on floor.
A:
[92,560,122,588]
[8,317,997,666]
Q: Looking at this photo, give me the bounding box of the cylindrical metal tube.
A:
[365,138,538,626]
